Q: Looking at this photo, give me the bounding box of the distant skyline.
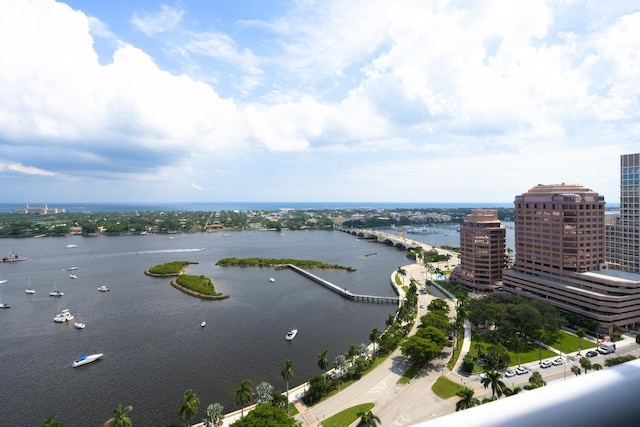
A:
[1,1,638,204]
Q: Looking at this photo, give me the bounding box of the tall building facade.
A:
[452,209,506,292]
[606,153,640,273]
[503,184,640,333]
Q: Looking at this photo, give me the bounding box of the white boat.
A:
[74,321,85,329]
[69,274,78,279]
[25,276,35,294]
[285,329,298,341]
[72,353,103,368]
[201,320,206,327]
[65,244,78,249]
[49,290,64,297]
[66,266,78,271]
[98,285,110,292]
[269,277,276,283]
[0,279,7,285]
[53,309,74,323]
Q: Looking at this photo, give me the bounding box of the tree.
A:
[576,328,587,355]
[254,382,274,404]
[317,349,329,384]
[176,389,200,427]
[571,366,582,377]
[528,371,546,389]
[579,356,592,374]
[356,410,381,427]
[480,369,508,398]
[281,359,294,414]
[455,387,479,411]
[396,266,407,280]
[103,404,133,427]
[369,328,380,354]
[348,343,359,364]
[43,413,65,427]
[401,335,441,364]
[232,380,253,418]
[512,334,524,367]
[203,403,224,427]
[229,403,298,427]
[333,354,349,390]
[592,363,603,371]
[427,298,450,314]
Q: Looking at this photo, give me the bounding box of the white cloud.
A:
[130,4,184,36]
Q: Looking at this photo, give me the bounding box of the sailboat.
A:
[25,276,35,294]
[49,277,63,297]
[0,283,9,308]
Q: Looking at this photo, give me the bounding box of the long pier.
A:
[276,264,402,305]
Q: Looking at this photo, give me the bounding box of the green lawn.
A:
[432,376,464,399]
[321,403,374,427]
[549,330,597,354]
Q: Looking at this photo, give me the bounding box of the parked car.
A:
[540,360,552,369]
[516,366,529,375]
[586,350,598,358]
[552,358,563,366]
[504,369,516,378]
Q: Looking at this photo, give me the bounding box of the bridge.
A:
[275,264,402,305]
[335,226,430,251]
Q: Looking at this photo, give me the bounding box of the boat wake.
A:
[130,248,205,255]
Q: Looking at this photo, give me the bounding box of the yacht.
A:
[65,244,78,249]
[53,309,74,323]
[69,274,78,279]
[72,353,103,368]
[97,285,110,292]
[285,329,298,341]
[74,321,85,329]
[49,290,64,297]
[269,277,276,283]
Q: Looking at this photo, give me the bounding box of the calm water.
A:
[0,230,412,426]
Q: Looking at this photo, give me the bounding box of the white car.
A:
[515,366,529,375]
[552,358,563,366]
[540,360,552,369]
[504,369,516,378]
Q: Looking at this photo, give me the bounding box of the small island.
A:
[216,257,356,271]
[145,261,228,300]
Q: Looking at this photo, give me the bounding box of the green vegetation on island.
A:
[216,257,356,271]
[175,274,223,297]
[147,261,194,275]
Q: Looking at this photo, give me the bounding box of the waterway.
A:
[1,230,410,426]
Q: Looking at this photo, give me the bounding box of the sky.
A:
[1,0,639,204]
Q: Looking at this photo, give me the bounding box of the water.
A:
[0,230,409,426]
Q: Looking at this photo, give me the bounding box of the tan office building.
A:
[503,184,640,333]
[453,209,506,293]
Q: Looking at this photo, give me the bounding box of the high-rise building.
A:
[452,209,506,293]
[502,183,640,333]
[606,153,640,273]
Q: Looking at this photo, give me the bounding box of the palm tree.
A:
[103,404,133,427]
[318,349,329,383]
[571,365,582,376]
[43,413,65,427]
[176,389,200,427]
[202,402,224,427]
[333,354,349,390]
[356,410,381,427]
[396,266,407,279]
[281,359,294,414]
[254,381,274,404]
[512,334,524,366]
[369,327,380,354]
[232,380,252,418]
[576,327,587,355]
[348,343,359,364]
[480,369,508,398]
[455,387,479,411]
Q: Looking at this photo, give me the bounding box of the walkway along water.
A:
[276,264,402,304]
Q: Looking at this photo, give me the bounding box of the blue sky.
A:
[1,0,639,204]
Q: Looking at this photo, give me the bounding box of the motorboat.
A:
[66,266,78,271]
[49,290,64,297]
[0,303,10,309]
[97,285,110,292]
[74,321,85,329]
[285,329,298,341]
[69,274,78,279]
[269,277,276,283]
[201,321,206,327]
[2,251,26,262]
[54,309,74,323]
[65,244,78,249]
[72,353,103,368]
